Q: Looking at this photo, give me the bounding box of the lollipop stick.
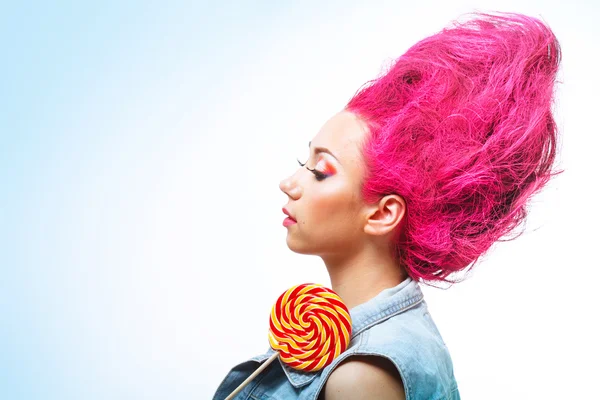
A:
[224,352,279,400]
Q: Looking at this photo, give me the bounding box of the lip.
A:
[282,207,297,227]
[283,217,297,227]
[282,207,296,222]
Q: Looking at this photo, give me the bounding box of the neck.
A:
[322,243,407,310]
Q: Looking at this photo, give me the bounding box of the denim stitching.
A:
[352,296,424,339]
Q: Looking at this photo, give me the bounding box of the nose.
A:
[279,174,302,200]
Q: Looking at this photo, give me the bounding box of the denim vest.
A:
[213,278,460,400]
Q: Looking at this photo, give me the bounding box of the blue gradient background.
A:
[2,1,598,399]
[1,3,295,398]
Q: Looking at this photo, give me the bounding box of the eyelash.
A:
[297,158,328,181]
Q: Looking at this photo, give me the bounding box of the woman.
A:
[214,12,560,400]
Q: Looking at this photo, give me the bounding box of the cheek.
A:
[305,187,363,248]
[308,184,359,222]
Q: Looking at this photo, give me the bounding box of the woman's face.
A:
[279,111,371,258]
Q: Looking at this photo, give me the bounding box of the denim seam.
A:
[280,360,317,387]
[352,296,424,339]
[435,385,459,400]
[282,323,374,389]
[308,350,413,400]
[308,350,360,400]
[212,360,265,400]
[245,360,276,400]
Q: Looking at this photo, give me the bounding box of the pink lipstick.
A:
[282,207,297,227]
[283,217,297,227]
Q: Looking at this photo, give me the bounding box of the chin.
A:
[285,235,317,255]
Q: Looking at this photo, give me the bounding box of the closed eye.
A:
[297,158,328,181]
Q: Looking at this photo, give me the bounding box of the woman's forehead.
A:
[311,111,368,167]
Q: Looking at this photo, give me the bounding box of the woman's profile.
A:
[214,11,560,400]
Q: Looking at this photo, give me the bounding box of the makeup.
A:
[315,159,336,176]
[283,217,297,227]
[282,207,297,227]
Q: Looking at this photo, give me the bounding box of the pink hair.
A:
[346,13,561,283]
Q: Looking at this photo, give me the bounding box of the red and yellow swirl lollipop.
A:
[268,283,352,372]
[224,284,352,400]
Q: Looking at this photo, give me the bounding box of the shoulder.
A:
[321,356,406,400]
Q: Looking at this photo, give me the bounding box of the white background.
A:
[1,1,598,399]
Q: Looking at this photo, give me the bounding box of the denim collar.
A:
[253,278,424,388]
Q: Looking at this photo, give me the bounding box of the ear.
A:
[363,195,406,236]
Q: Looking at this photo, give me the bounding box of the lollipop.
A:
[268,283,352,371]
[224,284,351,399]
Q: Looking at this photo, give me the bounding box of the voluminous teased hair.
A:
[346,12,561,283]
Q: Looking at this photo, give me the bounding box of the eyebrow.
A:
[308,141,339,162]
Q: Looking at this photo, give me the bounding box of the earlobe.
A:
[363,195,406,236]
